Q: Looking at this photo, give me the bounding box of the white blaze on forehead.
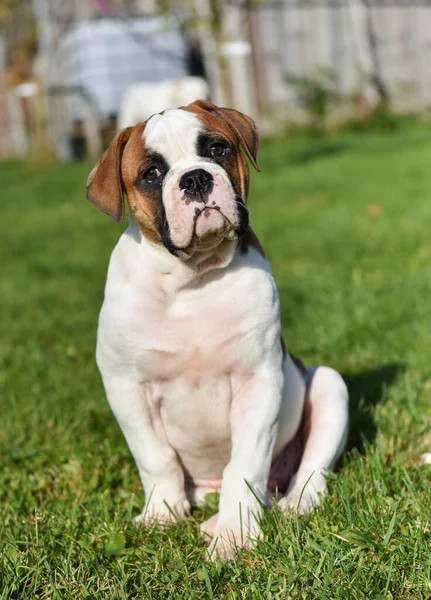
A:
[143,109,202,165]
[143,108,238,251]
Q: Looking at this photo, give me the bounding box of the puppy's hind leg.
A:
[278,366,349,515]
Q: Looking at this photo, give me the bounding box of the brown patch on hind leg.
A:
[278,366,349,514]
[268,370,313,496]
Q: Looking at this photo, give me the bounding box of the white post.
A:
[222,3,257,117]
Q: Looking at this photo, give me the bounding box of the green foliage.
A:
[342,106,411,134]
[1,126,431,597]
[0,0,17,27]
[104,533,126,557]
[285,67,339,124]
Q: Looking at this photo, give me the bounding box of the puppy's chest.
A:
[137,287,250,385]
[100,251,279,472]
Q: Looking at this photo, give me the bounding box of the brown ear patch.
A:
[184,100,260,172]
[86,127,133,223]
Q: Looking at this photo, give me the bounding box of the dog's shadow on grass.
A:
[342,362,405,453]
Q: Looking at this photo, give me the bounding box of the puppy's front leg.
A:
[209,368,283,559]
[103,377,189,524]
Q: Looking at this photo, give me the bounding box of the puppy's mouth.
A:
[169,202,248,260]
[161,167,249,259]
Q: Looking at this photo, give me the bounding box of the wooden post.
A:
[245,0,265,118]
[349,0,388,112]
[209,0,233,107]
[194,0,232,106]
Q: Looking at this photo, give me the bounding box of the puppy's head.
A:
[86,100,259,258]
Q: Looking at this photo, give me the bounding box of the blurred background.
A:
[2,0,431,161]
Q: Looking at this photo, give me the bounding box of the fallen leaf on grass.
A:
[366,203,384,216]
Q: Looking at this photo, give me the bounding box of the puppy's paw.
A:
[206,518,261,561]
[200,513,219,543]
[133,498,191,526]
[207,525,250,561]
[421,453,431,465]
[279,474,327,515]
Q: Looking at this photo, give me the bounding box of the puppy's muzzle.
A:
[179,169,214,203]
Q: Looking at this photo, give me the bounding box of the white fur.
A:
[96,109,349,559]
[117,76,210,130]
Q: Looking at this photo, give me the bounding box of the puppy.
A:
[87,100,349,559]
[117,76,209,129]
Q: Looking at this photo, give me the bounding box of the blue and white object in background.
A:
[62,16,188,120]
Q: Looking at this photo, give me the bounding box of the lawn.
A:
[1,124,431,599]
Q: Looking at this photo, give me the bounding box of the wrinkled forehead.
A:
[143,109,203,164]
[142,107,238,166]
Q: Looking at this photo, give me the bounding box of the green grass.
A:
[1,125,431,599]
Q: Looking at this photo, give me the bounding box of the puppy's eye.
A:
[210,142,228,158]
[142,166,161,184]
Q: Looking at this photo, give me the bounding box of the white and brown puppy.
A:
[87,100,349,559]
[118,76,210,130]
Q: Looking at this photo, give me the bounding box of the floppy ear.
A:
[190,100,260,172]
[86,127,133,223]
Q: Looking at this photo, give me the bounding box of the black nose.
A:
[179,169,214,202]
